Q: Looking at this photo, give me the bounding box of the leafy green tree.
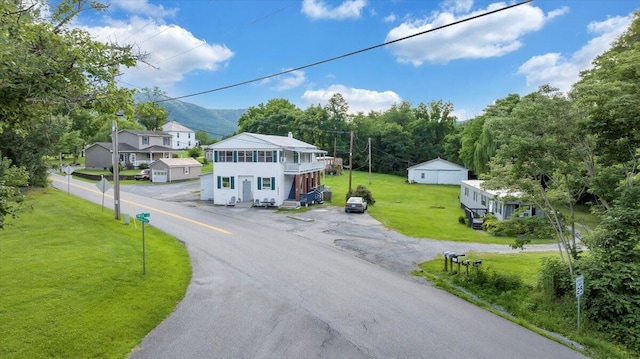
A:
[580,185,640,352]
[195,130,215,146]
[0,0,142,187]
[0,156,28,229]
[136,101,168,131]
[484,86,581,273]
[237,98,301,135]
[571,11,640,210]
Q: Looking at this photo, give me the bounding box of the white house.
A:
[162,121,197,149]
[407,158,468,185]
[206,132,327,207]
[460,180,543,228]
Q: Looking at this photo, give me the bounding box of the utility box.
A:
[323,187,332,201]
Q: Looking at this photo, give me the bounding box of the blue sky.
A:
[72,0,637,120]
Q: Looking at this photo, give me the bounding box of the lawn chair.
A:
[254,199,260,207]
[269,198,276,207]
[226,196,236,207]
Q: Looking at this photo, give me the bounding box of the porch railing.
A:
[284,161,325,173]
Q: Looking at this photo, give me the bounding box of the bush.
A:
[345,185,376,206]
[484,215,553,239]
[458,215,467,225]
[188,147,202,159]
[108,163,123,173]
[537,257,573,298]
[138,163,149,169]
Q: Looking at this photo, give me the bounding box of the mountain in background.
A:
[134,93,245,139]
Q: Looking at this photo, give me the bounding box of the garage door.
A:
[152,169,167,183]
[437,170,462,185]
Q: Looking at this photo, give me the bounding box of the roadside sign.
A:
[96,178,111,193]
[575,275,584,297]
[136,213,150,223]
[63,165,74,175]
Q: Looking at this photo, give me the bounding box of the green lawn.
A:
[0,188,191,359]
[323,171,556,245]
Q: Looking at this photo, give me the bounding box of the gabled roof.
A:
[85,142,178,152]
[118,129,171,137]
[209,132,326,153]
[407,157,467,171]
[162,121,194,133]
[151,157,203,167]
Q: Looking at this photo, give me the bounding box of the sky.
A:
[70,0,638,121]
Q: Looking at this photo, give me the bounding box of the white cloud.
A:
[384,13,397,23]
[301,84,401,114]
[274,70,307,91]
[80,16,234,89]
[518,14,632,92]
[301,0,367,20]
[442,0,473,14]
[109,0,178,19]
[385,2,564,65]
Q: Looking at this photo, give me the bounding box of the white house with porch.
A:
[460,180,544,229]
[206,132,327,207]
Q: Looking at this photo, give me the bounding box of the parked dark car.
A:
[134,169,150,180]
[345,196,368,213]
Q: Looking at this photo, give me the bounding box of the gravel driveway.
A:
[121,181,560,277]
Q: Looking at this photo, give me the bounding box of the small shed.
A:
[149,158,202,183]
[407,158,468,185]
[200,173,214,201]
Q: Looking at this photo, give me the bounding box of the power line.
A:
[155,0,532,104]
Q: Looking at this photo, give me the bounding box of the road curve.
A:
[51,174,587,359]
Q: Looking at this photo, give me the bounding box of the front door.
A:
[242,179,252,203]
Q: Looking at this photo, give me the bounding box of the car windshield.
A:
[347,197,363,203]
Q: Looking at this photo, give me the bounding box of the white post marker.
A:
[576,275,584,331]
[63,165,74,195]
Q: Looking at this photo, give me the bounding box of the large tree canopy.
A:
[0,0,142,186]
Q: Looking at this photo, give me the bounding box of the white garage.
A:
[407,158,468,185]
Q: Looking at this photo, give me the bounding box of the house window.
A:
[237,151,253,162]
[184,167,190,174]
[177,141,181,147]
[177,133,180,138]
[464,187,469,196]
[142,136,149,145]
[257,150,273,163]
[421,173,425,179]
[473,191,477,202]
[188,133,191,138]
[258,177,275,190]
[163,137,170,146]
[217,176,234,189]
[218,151,233,162]
[481,195,487,206]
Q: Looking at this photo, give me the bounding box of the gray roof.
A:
[162,121,194,133]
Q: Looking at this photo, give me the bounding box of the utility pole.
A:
[368,137,371,185]
[348,131,353,194]
[112,119,120,220]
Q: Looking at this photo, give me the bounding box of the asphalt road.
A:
[51,175,587,359]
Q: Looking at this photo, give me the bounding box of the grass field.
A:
[0,188,191,358]
[323,171,560,244]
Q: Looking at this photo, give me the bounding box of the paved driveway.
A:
[121,180,559,277]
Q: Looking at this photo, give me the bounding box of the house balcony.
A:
[283,161,325,174]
